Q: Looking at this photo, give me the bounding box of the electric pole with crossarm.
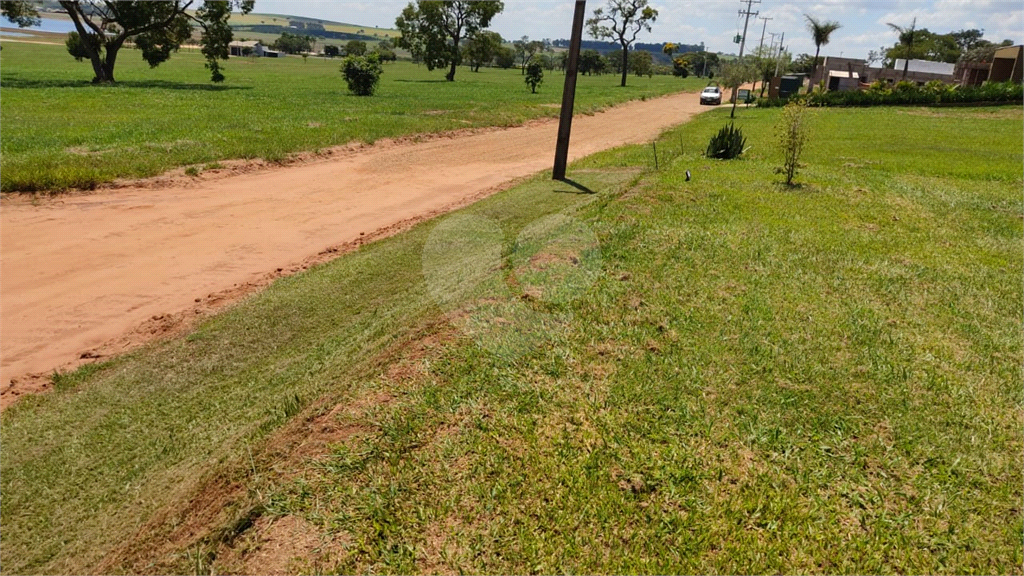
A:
[730,0,760,118]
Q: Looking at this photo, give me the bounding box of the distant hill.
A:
[230,11,400,40]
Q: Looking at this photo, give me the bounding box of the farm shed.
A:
[229,40,264,57]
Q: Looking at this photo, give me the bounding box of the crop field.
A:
[0,41,702,192]
[1,103,1020,574]
[227,11,402,38]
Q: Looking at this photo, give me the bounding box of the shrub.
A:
[775,101,809,186]
[756,80,1022,108]
[705,122,747,159]
[340,54,383,96]
[525,61,544,93]
[345,40,368,57]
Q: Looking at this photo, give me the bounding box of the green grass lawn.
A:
[0,42,699,192]
[1,105,1021,574]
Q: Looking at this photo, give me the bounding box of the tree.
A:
[886,18,918,81]
[394,0,504,82]
[672,55,689,77]
[372,43,397,63]
[606,48,626,73]
[1,0,254,84]
[273,31,313,54]
[462,30,502,71]
[537,53,556,71]
[345,39,367,56]
[717,59,756,118]
[790,53,816,75]
[751,46,776,97]
[951,28,985,52]
[525,60,543,93]
[494,45,515,69]
[776,101,809,186]
[804,14,841,93]
[579,49,600,75]
[586,0,658,87]
[921,31,964,63]
[323,44,340,58]
[682,50,719,77]
[629,49,653,77]
[959,39,1014,65]
[865,47,885,67]
[341,53,384,96]
[883,28,962,66]
[662,41,677,61]
[513,36,543,74]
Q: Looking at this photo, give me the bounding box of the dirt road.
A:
[1,91,710,407]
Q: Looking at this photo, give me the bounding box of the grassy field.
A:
[1,104,1020,574]
[0,41,701,192]
[227,11,401,38]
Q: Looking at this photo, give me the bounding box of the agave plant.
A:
[705,122,747,159]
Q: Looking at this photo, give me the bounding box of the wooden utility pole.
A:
[757,16,773,55]
[736,0,759,60]
[730,0,760,118]
[773,31,785,77]
[552,0,586,181]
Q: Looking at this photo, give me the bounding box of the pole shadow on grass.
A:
[0,75,251,91]
[552,178,597,194]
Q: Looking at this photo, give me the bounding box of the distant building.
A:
[989,45,1023,83]
[229,40,263,57]
[810,56,869,87]
[955,59,992,86]
[869,59,955,85]
[826,70,861,91]
[954,45,1023,86]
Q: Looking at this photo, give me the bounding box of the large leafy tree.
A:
[683,50,719,78]
[883,27,963,66]
[394,0,504,82]
[950,28,985,52]
[959,38,1015,65]
[0,0,254,84]
[789,52,817,75]
[718,59,756,118]
[586,0,658,87]
[513,35,543,74]
[272,31,314,54]
[462,30,503,72]
[804,14,841,93]
[578,49,605,76]
[628,49,653,77]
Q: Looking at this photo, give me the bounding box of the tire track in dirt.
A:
[0,90,712,408]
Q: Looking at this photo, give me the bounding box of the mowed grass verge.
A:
[1,105,1021,574]
[0,41,699,192]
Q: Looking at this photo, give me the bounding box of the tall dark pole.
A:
[731,0,759,119]
[552,0,586,181]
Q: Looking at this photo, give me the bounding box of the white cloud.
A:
[252,0,1020,56]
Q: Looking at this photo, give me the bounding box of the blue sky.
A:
[257,0,1022,59]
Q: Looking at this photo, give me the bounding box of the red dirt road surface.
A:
[1,91,709,408]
